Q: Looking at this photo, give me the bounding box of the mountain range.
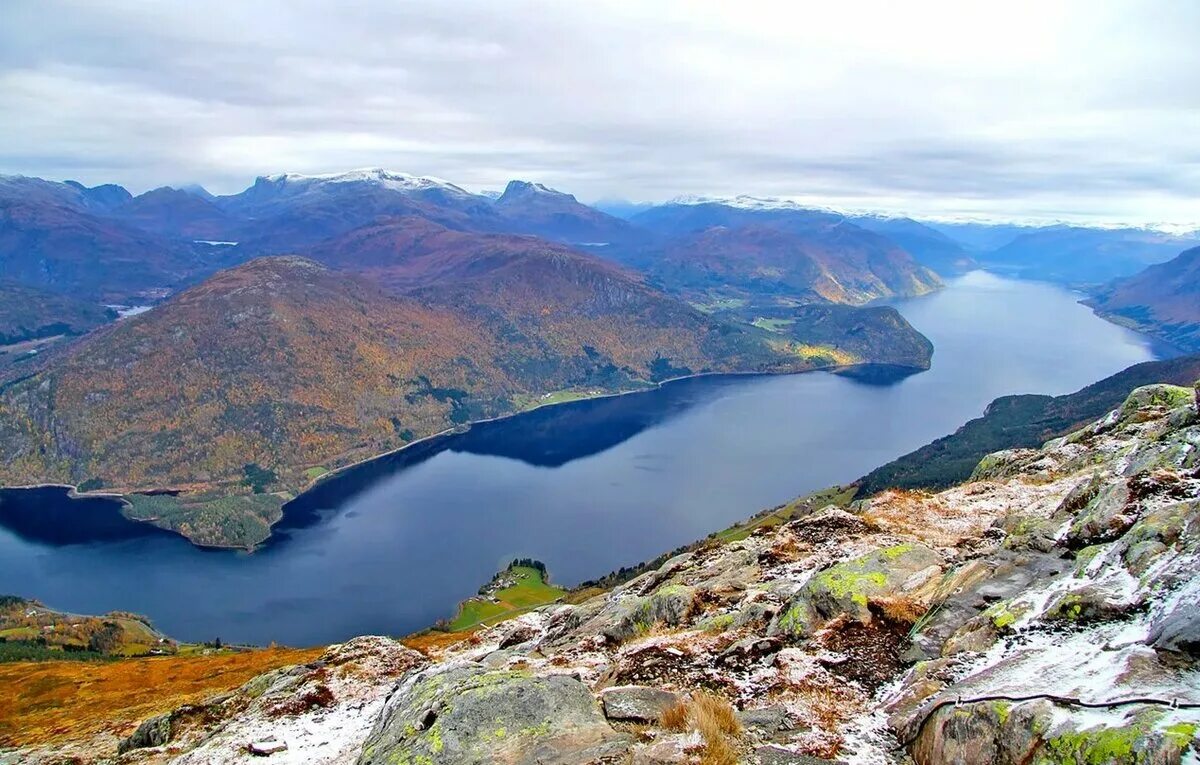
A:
[2,167,1199,544]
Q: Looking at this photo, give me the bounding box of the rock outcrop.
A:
[11,383,1200,764]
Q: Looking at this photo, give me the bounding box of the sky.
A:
[1,0,1197,227]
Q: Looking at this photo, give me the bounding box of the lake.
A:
[0,272,1167,645]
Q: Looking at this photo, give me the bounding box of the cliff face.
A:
[12,383,1200,764]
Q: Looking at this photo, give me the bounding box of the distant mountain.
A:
[177,183,216,200]
[115,187,239,240]
[0,192,208,301]
[62,180,133,211]
[492,180,641,245]
[591,199,656,220]
[1086,245,1200,351]
[921,221,1041,253]
[980,225,1200,285]
[626,201,941,307]
[0,283,114,345]
[850,215,976,275]
[216,168,502,250]
[0,249,933,504]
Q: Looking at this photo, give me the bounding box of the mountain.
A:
[0,193,208,302]
[857,353,1200,493]
[980,225,1200,285]
[0,284,114,345]
[216,168,501,250]
[625,201,942,308]
[0,250,930,519]
[14,382,1199,763]
[634,223,942,307]
[492,180,642,245]
[61,180,133,211]
[114,187,239,240]
[921,220,1041,253]
[1086,245,1200,351]
[850,215,976,275]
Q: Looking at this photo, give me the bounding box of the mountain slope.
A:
[115,187,239,240]
[1086,245,1200,351]
[217,169,502,250]
[857,353,1200,493]
[981,225,1199,285]
[626,201,942,308]
[0,284,114,345]
[850,215,976,275]
[0,251,926,507]
[0,196,208,301]
[492,180,642,245]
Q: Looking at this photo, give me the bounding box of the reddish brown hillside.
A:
[1087,245,1200,351]
[0,198,202,301]
[0,254,812,495]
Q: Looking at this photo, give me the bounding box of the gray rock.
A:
[118,711,174,753]
[358,663,630,765]
[599,685,681,723]
[803,543,942,623]
[482,649,514,667]
[755,744,833,764]
[1149,600,1200,656]
[717,635,782,668]
[632,734,698,764]
[248,737,288,756]
[1065,482,1137,548]
[601,586,697,644]
[737,705,791,734]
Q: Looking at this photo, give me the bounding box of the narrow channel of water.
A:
[0,272,1164,645]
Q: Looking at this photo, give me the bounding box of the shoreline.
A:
[0,360,929,551]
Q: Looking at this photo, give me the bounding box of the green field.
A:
[688,296,749,314]
[449,566,566,631]
[751,317,796,332]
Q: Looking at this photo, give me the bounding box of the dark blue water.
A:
[0,273,1164,645]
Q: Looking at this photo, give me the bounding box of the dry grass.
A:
[0,647,322,747]
[658,691,742,765]
[660,700,690,731]
[400,628,475,655]
[870,595,929,626]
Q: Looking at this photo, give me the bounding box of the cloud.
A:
[0,0,1196,225]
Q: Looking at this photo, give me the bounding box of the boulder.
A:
[248,737,288,756]
[118,711,174,753]
[1149,599,1200,656]
[357,663,630,765]
[803,543,942,623]
[599,685,681,723]
[601,586,697,644]
[1119,384,1194,424]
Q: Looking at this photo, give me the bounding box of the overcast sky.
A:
[1,0,1197,226]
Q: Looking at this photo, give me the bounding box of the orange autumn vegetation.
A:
[0,647,321,748]
[0,252,803,496]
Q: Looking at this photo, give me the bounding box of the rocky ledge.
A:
[16,383,1200,764]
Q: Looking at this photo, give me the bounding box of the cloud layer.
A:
[1,0,1197,225]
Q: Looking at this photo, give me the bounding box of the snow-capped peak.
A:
[260,168,473,197]
[666,194,839,214]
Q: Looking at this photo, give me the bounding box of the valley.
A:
[0,271,1162,647]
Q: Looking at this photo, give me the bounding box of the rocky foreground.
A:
[10,384,1200,764]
